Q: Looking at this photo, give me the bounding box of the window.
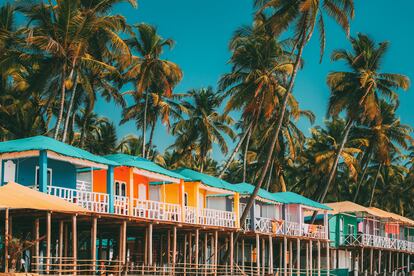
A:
[348,224,355,236]
[114,181,126,196]
[35,166,52,188]
[184,193,188,206]
[138,184,146,200]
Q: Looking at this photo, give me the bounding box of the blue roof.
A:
[231,182,286,203]
[173,168,234,190]
[0,136,117,166]
[105,154,186,180]
[272,192,332,210]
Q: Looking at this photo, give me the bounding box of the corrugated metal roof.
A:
[173,168,232,190]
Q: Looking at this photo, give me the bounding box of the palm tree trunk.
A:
[369,163,383,207]
[237,27,308,231]
[62,73,79,143]
[142,91,150,157]
[265,160,275,190]
[146,121,156,159]
[218,122,253,178]
[53,66,67,139]
[318,118,353,203]
[353,149,373,202]
[242,127,253,182]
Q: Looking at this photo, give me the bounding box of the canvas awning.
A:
[0,182,89,214]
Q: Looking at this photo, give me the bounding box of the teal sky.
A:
[6,0,414,161]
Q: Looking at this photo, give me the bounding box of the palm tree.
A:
[235,0,355,231]
[124,23,182,156]
[321,34,410,203]
[218,22,294,178]
[170,87,236,172]
[353,101,413,202]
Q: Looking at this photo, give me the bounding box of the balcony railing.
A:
[114,195,129,216]
[342,234,414,252]
[132,199,181,222]
[47,185,109,213]
[198,208,237,228]
[185,206,197,224]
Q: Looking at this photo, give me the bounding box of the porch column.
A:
[195,229,199,268]
[234,193,240,228]
[91,217,97,272]
[46,212,51,274]
[179,179,185,223]
[256,234,260,276]
[128,168,134,216]
[283,237,287,276]
[268,236,273,274]
[250,199,257,230]
[106,165,114,213]
[72,215,77,275]
[148,224,153,266]
[317,240,321,276]
[39,150,48,193]
[326,241,330,276]
[297,238,301,276]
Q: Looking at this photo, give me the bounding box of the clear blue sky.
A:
[6,0,414,161]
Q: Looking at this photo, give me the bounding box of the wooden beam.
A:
[4,208,9,273]
[256,234,260,276]
[46,212,51,274]
[297,238,300,276]
[148,224,153,266]
[195,229,199,268]
[72,215,77,276]
[91,217,97,272]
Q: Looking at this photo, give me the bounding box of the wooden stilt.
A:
[173,226,177,268]
[148,224,153,266]
[195,229,199,268]
[214,231,218,274]
[297,239,300,276]
[289,240,293,276]
[189,232,192,265]
[317,240,321,276]
[279,240,283,273]
[58,220,63,276]
[261,238,265,276]
[4,208,9,273]
[64,223,68,258]
[378,250,382,274]
[256,234,260,276]
[46,212,51,274]
[283,237,287,276]
[122,220,127,264]
[389,251,392,273]
[167,230,171,265]
[184,234,187,275]
[91,217,97,273]
[309,240,313,276]
[241,238,245,270]
[230,232,234,273]
[204,232,208,276]
[34,218,39,272]
[326,241,330,276]
[361,248,364,273]
[370,248,373,274]
[72,215,77,276]
[306,241,309,276]
[269,236,273,274]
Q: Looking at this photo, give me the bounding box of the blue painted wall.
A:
[11,157,76,189]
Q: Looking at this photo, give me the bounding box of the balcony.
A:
[342,234,414,252]
[46,185,238,228]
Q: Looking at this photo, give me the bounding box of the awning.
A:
[0,182,89,214]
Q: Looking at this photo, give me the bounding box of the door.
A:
[4,160,16,183]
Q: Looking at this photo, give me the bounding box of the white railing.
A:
[302,223,327,239]
[114,195,129,216]
[198,208,237,228]
[254,217,273,233]
[185,206,197,224]
[342,234,414,252]
[132,199,181,222]
[76,180,91,191]
[47,186,109,213]
[285,221,302,236]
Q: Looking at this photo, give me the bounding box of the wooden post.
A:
[289,240,293,276]
[4,208,9,273]
[144,227,148,265]
[189,232,192,265]
[204,232,208,276]
[167,229,170,265]
[58,220,64,275]
[173,226,177,268]
[389,251,392,273]
[370,248,373,274]
[306,241,309,276]
[309,240,313,276]
[326,241,330,276]
[283,237,287,276]
[46,212,51,274]
[297,238,301,276]
[261,238,265,276]
[361,247,364,274]
[148,224,153,266]
[317,240,321,276]
[91,217,97,272]
[195,229,199,268]
[184,234,187,275]
[214,231,218,274]
[72,215,77,275]
[280,239,283,273]
[256,234,260,276]
[122,220,127,264]
[34,218,40,271]
[269,236,273,274]
[230,232,234,273]
[378,250,382,274]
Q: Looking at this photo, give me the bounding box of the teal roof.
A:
[231,182,286,203]
[105,154,185,181]
[0,136,117,166]
[272,192,332,210]
[173,168,234,191]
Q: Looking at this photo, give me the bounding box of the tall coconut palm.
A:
[170,87,236,172]
[218,22,294,177]
[320,34,410,203]
[353,101,413,202]
[235,0,356,231]
[124,23,182,156]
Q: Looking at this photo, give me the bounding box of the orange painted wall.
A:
[161,183,181,204]
[184,181,199,207]
[92,166,149,200]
